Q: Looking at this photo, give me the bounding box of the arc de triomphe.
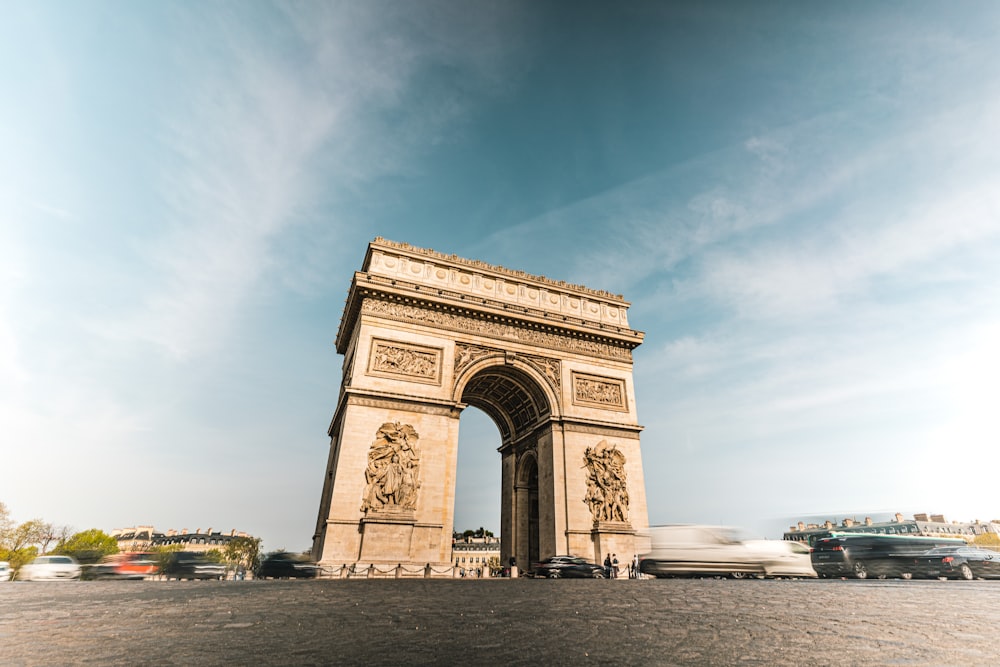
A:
[312,238,649,573]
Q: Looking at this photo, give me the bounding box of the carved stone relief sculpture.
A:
[524,354,561,390]
[573,373,626,411]
[454,343,496,375]
[361,298,633,361]
[368,339,441,383]
[583,440,630,523]
[361,422,422,513]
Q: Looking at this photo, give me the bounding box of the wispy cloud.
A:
[93,3,528,361]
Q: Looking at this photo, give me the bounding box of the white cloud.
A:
[90,3,528,361]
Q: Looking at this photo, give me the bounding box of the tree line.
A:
[0,501,261,577]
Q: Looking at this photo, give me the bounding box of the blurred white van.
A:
[638,525,815,578]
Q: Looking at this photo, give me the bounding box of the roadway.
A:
[2,578,997,665]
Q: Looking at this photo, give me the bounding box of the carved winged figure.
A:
[582,440,629,523]
[361,422,421,512]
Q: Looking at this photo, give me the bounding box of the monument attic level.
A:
[313,238,650,575]
[334,241,644,356]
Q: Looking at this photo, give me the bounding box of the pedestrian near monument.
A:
[612,554,620,579]
[604,554,612,578]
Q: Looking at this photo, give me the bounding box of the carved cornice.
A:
[557,420,644,437]
[371,237,623,301]
[329,390,462,435]
[591,521,635,535]
[345,391,459,415]
[359,296,634,362]
[357,272,640,340]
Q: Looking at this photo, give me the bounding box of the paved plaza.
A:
[2,578,998,666]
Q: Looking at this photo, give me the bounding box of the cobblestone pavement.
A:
[2,578,999,666]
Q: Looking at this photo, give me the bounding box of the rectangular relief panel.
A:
[366,338,443,385]
[571,372,628,412]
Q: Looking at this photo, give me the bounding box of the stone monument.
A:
[312,238,650,574]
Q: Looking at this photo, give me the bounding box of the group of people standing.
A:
[603,553,642,579]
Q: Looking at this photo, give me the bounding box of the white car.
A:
[639,525,767,577]
[744,539,817,578]
[17,555,82,581]
[0,561,12,581]
[638,525,817,578]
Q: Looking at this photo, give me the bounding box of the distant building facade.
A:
[452,536,501,572]
[110,526,254,553]
[784,513,1000,545]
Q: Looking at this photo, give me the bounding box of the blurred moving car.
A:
[89,553,158,580]
[257,553,320,579]
[811,533,965,579]
[913,546,1000,580]
[744,540,817,578]
[639,525,771,578]
[0,561,12,581]
[159,552,226,580]
[17,555,82,581]
[532,555,606,579]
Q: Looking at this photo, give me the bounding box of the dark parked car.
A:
[913,546,1000,580]
[532,556,606,579]
[159,552,226,580]
[257,553,320,579]
[811,533,965,579]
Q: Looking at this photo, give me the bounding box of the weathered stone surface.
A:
[312,239,650,571]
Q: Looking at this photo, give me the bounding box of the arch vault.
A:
[312,238,649,573]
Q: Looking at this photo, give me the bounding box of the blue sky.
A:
[2,2,999,551]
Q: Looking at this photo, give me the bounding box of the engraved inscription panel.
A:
[572,372,627,412]
[367,338,442,385]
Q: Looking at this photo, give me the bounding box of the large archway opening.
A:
[457,363,553,570]
[453,407,501,535]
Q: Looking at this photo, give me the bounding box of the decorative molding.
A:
[362,298,632,362]
[572,372,628,412]
[367,338,442,385]
[372,237,624,301]
[559,421,643,437]
[590,521,635,534]
[360,510,416,525]
[343,392,461,417]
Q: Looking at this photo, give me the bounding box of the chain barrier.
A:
[317,563,465,579]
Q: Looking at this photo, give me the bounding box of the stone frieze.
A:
[362,298,632,362]
[572,373,627,411]
[367,338,442,384]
